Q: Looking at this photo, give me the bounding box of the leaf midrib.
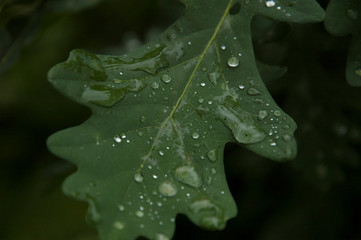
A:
[108,3,235,236]
[137,0,235,172]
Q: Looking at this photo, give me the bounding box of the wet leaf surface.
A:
[47,1,324,239]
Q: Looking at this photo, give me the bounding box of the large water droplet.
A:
[265,0,276,8]
[159,181,178,197]
[155,233,169,240]
[227,57,239,67]
[113,221,124,230]
[81,78,146,107]
[189,198,217,214]
[200,216,225,230]
[274,110,281,117]
[217,105,266,144]
[161,74,172,83]
[192,132,200,139]
[114,135,122,143]
[134,173,143,183]
[208,72,220,85]
[174,165,202,188]
[283,124,290,130]
[207,149,217,162]
[247,87,261,95]
[257,110,268,120]
[135,210,144,218]
[87,200,101,224]
[151,82,159,89]
[282,134,291,142]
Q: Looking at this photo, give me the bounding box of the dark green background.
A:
[1,0,360,239]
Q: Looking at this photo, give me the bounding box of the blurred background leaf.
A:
[324,0,361,86]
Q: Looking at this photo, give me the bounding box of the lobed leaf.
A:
[47,0,324,239]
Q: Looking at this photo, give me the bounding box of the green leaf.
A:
[47,0,323,239]
[324,0,361,86]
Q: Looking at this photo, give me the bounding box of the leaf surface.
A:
[325,0,361,86]
[47,0,324,239]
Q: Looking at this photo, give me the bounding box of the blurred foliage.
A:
[0,0,360,239]
[324,0,361,86]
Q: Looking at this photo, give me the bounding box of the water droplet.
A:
[135,210,144,218]
[200,82,206,87]
[238,84,245,90]
[283,124,290,130]
[189,198,217,214]
[155,233,169,240]
[220,44,226,50]
[265,0,276,7]
[151,82,159,89]
[134,173,143,183]
[227,57,239,67]
[159,150,164,156]
[282,134,291,142]
[211,168,216,174]
[201,67,207,72]
[161,74,172,83]
[270,142,277,146]
[200,216,225,230]
[114,135,121,143]
[218,105,266,144]
[207,149,217,162]
[158,181,178,197]
[198,98,204,103]
[346,9,358,20]
[118,205,125,211]
[113,221,124,230]
[355,67,361,76]
[208,72,220,85]
[247,87,261,95]
[208,100,213,105]
[274,110,281,117]
[174,165,202,188]
[192,132,200,139]
[253,98,263,104]
[88,200,101,224]
[153,174,158,179]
